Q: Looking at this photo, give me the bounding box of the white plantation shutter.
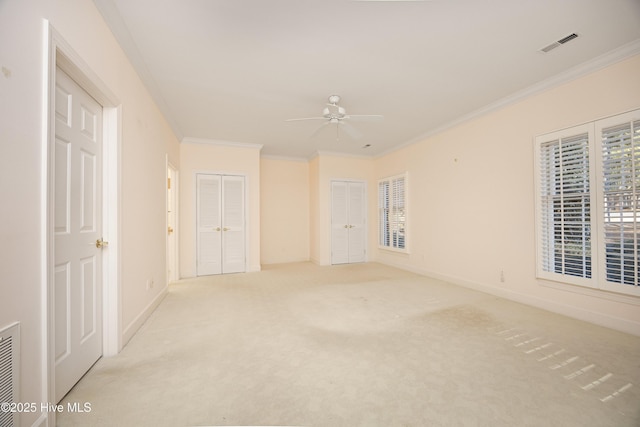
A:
[539,132,592,280]
[378,180,390,247]
[536,109,640,296]
[392,176,405,249]
[598,116,640,288]
[378,173,406,251]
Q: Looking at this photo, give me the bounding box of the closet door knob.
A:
[95,238,109,249]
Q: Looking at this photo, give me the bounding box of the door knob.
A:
[344,225,348,228]
[215,227,221,232]
[168,226,174,234]
[223,227,229,231]
[96,238,109,249]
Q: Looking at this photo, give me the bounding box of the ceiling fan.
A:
[285,95,383,140]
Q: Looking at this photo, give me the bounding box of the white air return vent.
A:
[0,322,20,427]
[540,33,579,53]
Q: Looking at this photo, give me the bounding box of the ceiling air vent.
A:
[540,33,579,53]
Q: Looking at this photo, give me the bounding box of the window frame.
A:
[378,172,408,253]
[534,109,640,298]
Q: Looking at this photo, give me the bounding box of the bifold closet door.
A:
[197,174,222,275]
[221,175,246,274]
[196,174,245,275]
[331,181,366,264]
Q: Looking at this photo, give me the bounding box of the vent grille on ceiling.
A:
[0,322,20,427]
[540,33,579,53]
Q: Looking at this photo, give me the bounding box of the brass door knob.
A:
[168,226,174,234]
[96,238,109,249]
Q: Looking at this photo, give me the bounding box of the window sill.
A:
[538,277,640,306]
[378,246,410,255]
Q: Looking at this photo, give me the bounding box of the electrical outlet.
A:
[146,278,154,290]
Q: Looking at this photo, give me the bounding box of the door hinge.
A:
[167,177,171,190]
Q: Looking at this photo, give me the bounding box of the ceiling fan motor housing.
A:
[323,105,347,120]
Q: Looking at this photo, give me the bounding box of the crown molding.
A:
[260,154,308,162]
[313,150,374,160]
[181,137,263,151]
[376,38,640,159]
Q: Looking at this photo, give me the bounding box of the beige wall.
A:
[374,54,640,334]
[179,142,262,277]
[0,0,180,425]
[1,2,638,423]
[260,158,310,264]
[308,156,320,264]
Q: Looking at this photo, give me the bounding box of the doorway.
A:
[47,29,121,410]
[167,163,178,282]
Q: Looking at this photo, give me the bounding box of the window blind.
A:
[378,174,406,250]
[601,120,640,287]
[539,133,592,279]
[378,180,390,247]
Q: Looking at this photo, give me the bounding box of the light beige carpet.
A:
[58,262,640,426]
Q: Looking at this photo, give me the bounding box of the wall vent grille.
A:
[0,322,19,427]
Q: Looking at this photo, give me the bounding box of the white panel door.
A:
[222,176,246,274]
[331,181,366,264]
[348,182,366,263]
[54,68,103,402]
[196,174,245,275]
[197,174,222,276]
[331,181,350,264]
[166,165,178,282]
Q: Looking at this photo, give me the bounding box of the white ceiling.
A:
[94,0,640,159]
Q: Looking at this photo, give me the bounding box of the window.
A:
[538,129,593,281]
[600,118,640,287]
[379,173,407,251]
[535,109,640,296]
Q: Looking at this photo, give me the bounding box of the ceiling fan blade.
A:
[345,114,384,122]
[285,117,326,122]
[309,121,331,139]
[338,121,363,139]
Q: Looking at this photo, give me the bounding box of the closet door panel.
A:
[197,174,222,275]
[331,181,350,264]
[222,175,246,274]
[348,182,366,263]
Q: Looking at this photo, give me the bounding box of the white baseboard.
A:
[378,259,640,337]
[122,287,168,346]
[261,257,309,266]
